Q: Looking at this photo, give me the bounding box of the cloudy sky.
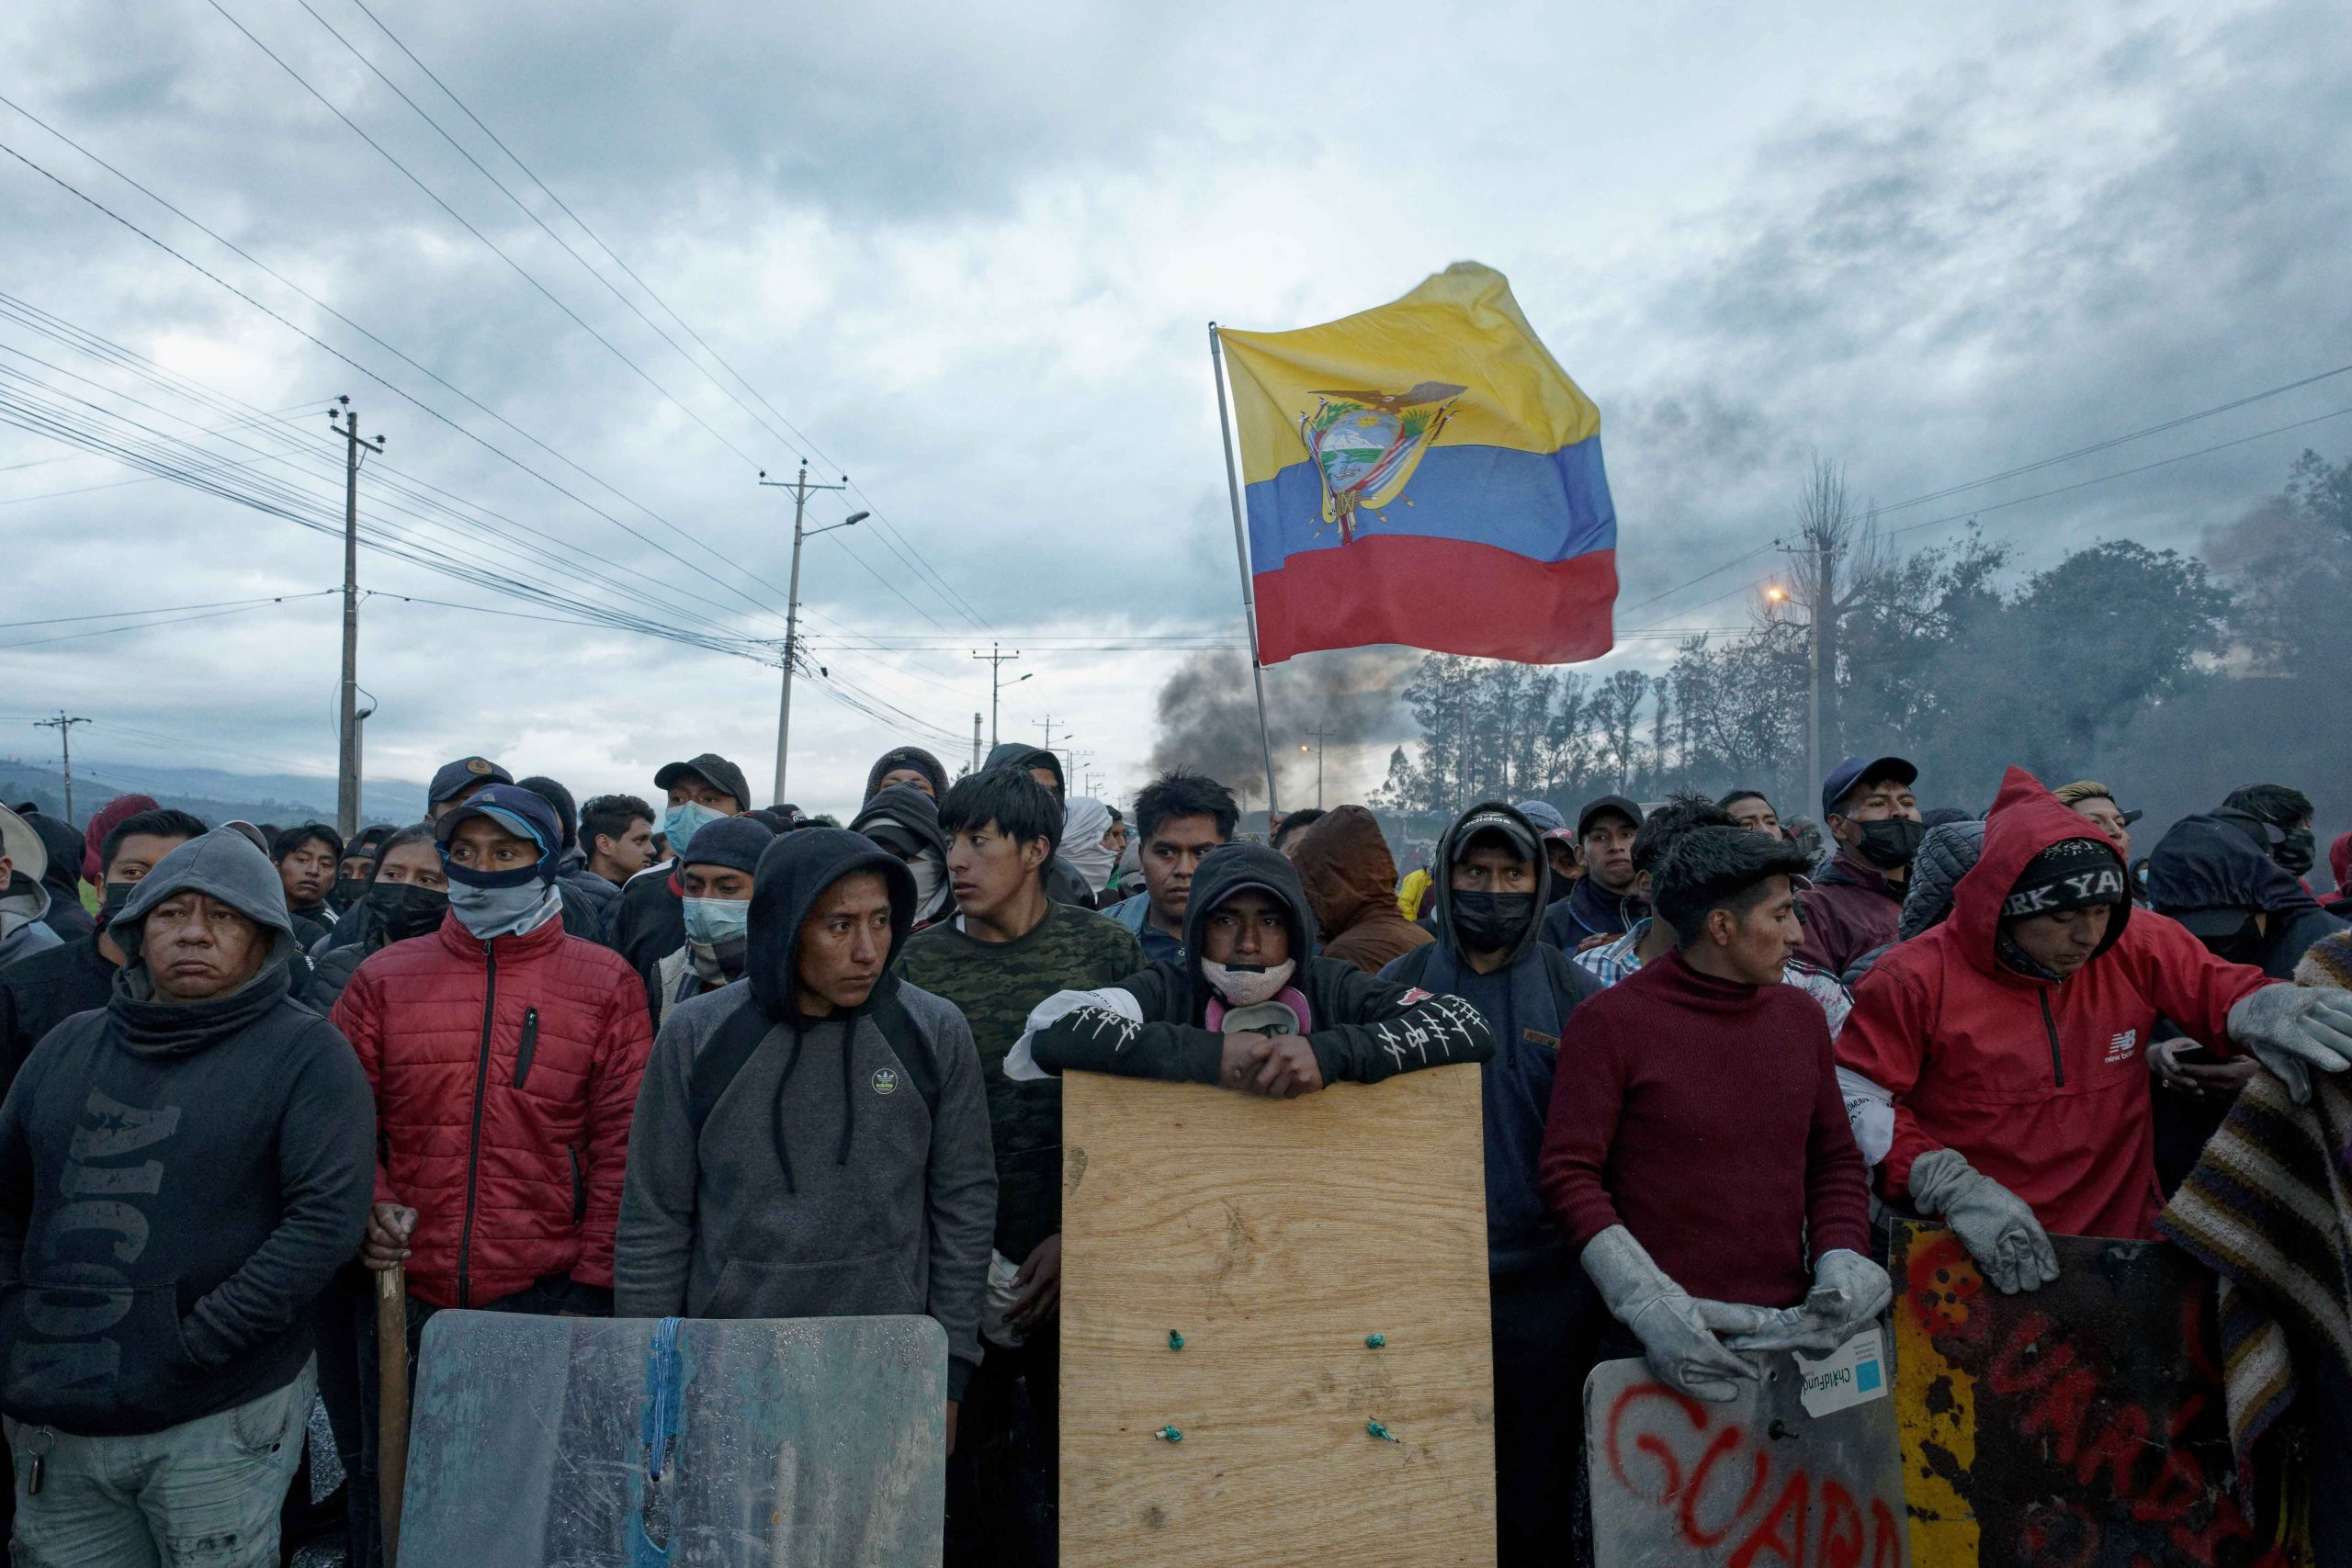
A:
[3,0,2346,820]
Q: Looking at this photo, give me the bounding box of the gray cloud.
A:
[4,0,2349,819]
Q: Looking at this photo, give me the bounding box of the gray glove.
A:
[1907,1148,2059,1294]
[2227,985,2352,1106]
[1581,1225,1760,1402]
[1726,1249,1894,1355]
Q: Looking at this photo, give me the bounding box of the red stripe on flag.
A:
[1252,536,1616,665]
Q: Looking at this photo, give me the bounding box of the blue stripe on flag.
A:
[1244,435,1616,574]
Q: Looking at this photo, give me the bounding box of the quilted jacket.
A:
[332,911,652,1308]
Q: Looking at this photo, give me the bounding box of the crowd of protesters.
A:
[0,735,2348,1567]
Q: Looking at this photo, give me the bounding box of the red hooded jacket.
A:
[1837,767,2271,1241]
[332,911,652,1308]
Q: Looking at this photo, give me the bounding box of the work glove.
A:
[1907,1148,2059,1294]
[2226,985,2352,1106]
[1580,1225,1761,1403]
[1724,1249,1894,1355]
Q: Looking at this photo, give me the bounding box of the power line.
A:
[1873,361,2352,515]
[201,0,763,468]
[328,0,997,634]
[0,112,793,623]
[1881,400,2352,540]
[0,592,332,630]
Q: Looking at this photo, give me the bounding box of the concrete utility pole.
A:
[970,713,983,775]
[759,464,863,806]
[32,712,89,825]
[971,644,1024,751]
[328,398,384,840]
[1040,715,1066,754]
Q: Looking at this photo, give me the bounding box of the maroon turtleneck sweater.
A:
[1538,946,1871,1306]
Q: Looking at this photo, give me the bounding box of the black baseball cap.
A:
[1577,795,1644,838]
[653,753,752,811]
[428,755,512,805]
[1822,755,1918,820]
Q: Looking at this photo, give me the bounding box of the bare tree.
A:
[1598,669,1650,795]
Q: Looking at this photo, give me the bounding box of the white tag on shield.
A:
[1794,1324,1889,1418]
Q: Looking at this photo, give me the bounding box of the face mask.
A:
[2276,829,2315,877]
[1452,891,1536,953]
[904,853,948,921]
[98,880,137,928]
[332,875,372,910]
[443,860,559,940]
[682,896,752,949]
[1854,818,1927,871]
[1201,959,1296,1009]
[662,801,726,856]
[368,882,450,942]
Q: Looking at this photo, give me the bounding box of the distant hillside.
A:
[0,754,424,830]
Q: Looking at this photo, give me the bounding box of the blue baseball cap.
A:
[1822,755,1918,821]
[434,784,560,867]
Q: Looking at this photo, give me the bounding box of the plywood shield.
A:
[1058,1065,1496,1567]
[1891,1222,2273,1567]
[1584,1339,1908,1568]
[399,1311,945,1567]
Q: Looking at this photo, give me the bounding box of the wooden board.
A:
[1058,1064,1496,1568]
[400,1311,945,1567]
[1890,1223,2269,1568]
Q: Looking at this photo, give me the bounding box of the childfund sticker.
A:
[1794,1325,1888,1418]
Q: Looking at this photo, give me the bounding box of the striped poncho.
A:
[2158,950,2352,1475]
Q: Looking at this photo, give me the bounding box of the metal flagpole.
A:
[1207,323,1282,819]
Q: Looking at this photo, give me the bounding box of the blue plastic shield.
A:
[399,1312,945,1567]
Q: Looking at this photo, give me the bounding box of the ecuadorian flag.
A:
[1217,262,1617,665]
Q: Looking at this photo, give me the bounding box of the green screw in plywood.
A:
[1364,1333,1386,1348]
[1154,1425,1184,1444]
[1168,1330,1184,1351]
[1366,1419,1400,1443]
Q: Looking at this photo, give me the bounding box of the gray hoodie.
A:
[0,870,62,969]
[614,829,997,1397]
[0,829,373,1435]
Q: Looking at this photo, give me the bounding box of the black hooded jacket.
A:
[1383,803,1600,1274]
[982,743,1094,909]
[24,810,94,943]
[850,784,953,929]
[2147,814,2346,979]
[864,746,951,805]
[1031,842,1493,1085]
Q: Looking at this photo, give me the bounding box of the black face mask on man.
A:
[1453,891,1536,953]
[1853,817,1927,871]
[368,881,450,942]
[2275,828,2316,878]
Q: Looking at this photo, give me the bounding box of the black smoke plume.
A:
[1148,648,1410,807]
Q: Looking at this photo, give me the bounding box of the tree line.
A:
[1375,447,2349,831]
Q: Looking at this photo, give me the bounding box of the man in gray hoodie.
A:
[0,803,64,972]
[616,827,997,1446]
[0,828,375,1564]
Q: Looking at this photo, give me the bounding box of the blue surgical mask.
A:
[681,896,752,948]
[662,800,725,855]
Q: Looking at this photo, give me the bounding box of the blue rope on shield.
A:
[627,1316,687,1567]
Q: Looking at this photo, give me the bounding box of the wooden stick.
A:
[376,1265,411,1568]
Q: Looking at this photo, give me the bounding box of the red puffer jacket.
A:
[332,910,652,1309]
[1838,766,2271,1242]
